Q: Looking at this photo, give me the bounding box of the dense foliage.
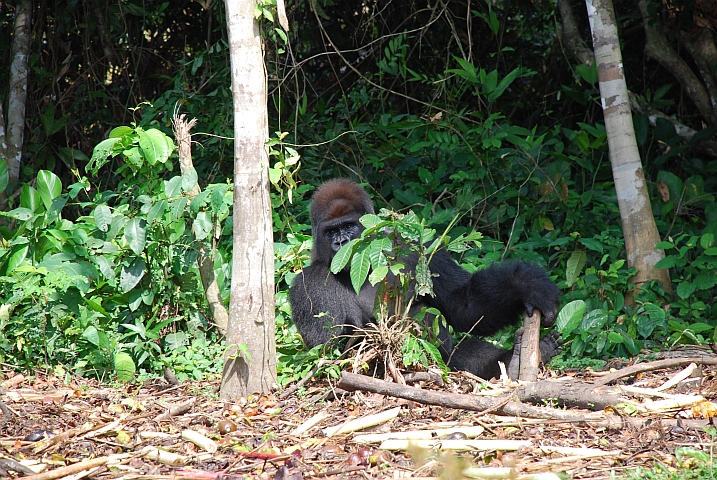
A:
[0,0,715,382]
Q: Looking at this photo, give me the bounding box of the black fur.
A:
[289,178,561,379]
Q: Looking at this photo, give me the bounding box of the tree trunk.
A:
[172,112,229,335]
[2,0,32,186]
[220,0,277,398]
[584,0,672,295]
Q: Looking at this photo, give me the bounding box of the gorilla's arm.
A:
[289,264,377,348]
[449,329,562,380]
[428,255,561,336]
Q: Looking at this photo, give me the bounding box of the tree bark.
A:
[585,0,671,295]
[220,0,277,398]
[518,311,541,382]
[638,1,717,126]
[172,112,229,335]
[3,0,32,186]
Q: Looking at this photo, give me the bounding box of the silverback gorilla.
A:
[289,178,561,379]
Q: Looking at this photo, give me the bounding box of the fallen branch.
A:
[20,457,108,480]
[593,356,717,387]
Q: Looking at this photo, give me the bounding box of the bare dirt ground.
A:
[1,353,717,480]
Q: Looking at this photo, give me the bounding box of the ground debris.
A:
[0,358,716,479]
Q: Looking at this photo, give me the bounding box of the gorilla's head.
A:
[310,179,375,265]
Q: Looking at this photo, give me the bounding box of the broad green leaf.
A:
[181,167,198,192]
[123,146,143,169]
[165,176,183,198]
[0,159,8,193]
[138,128,173,165]
[146,199,168,224]
[7,243,29,273]
[82,326,100,346]
[359,214,382,229]
[581,309,608,332]
[193,211,213,241]
[368,265,389,286]
[655,255,679,268]
[124,218,147,255]
[676,281,696,299]
[37,170,62,210]
[349,246,371,294]
[89,137,121,173]
[94,204,112,232]
[20,184,41,212]
[164,332,189,350]
[94,255,116,281]
[607,331,623,344]
[120,257,146,293]
[700,233,715,249]
[565,250,587,287]
[61,262,92,293]
[109,126,134,138]
[330,238,359,274]
[114,352,136,382]
[555,300,586,335]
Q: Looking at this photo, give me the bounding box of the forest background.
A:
[0,0,715,385]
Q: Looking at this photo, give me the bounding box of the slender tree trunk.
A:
[220,0,277,398]
[172,112,229,335]
[585,0,672,295]
[2,0,32,186]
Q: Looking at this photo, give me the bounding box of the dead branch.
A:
[593,356,717,387]
[172,111,229,335]
[518,311,541,382]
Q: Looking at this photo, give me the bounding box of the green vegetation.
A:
[0,0,715,385]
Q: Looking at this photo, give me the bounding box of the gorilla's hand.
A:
[539,329,561,362]
[523,279,561,327]
[524,298,559,327]
[507,328,562,380]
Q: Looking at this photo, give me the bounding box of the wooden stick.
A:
[518,310,541,382]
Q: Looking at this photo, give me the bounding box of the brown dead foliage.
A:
[0,356,716,480]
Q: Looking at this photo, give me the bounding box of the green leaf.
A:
[114,352,136,382]
[368,265,389,286]
[120,257,146,293]
[607,331,623,344]
[138,128,173,165]
[20,184,41,212]
[165,176,183,198]
[655,255,679,268]
[94,255,116,282]
[0,159,8,194]
[7,243,29,273]
[565,250,587,287]
[330,238,359,274]
[94,204,112,232]
[109,126,134,138]
[181,167,198,192]
[676,281,697,299]
[193,211,213,241]
[89,137,121,173]
[555,300,586,335]
[147,199,168,224]
[350,246,371,294]
[676,447,710,465]
[124,218,147,255]
[82,326,100,346]
[700,233,715,249]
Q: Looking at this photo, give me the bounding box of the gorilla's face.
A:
[309,178,375,265]
[324,220,363,253]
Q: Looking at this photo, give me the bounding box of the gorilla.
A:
[289,178,561,379]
